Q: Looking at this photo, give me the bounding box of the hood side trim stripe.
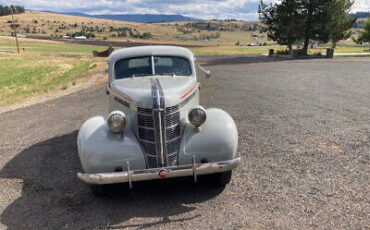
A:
[181,83,198,99]
[109,86,134,103]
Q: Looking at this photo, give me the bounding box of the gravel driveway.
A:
[0,57,369,229]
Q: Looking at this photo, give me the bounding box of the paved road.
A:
[0,57,369,229]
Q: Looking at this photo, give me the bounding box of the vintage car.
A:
[77,46,241,191]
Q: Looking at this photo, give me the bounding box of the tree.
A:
[0,4,24,16]
[299,0,335,54]
[258,0,304,52]
[328,0,357,48]
[259,0,355,55]
[354,19,370,48]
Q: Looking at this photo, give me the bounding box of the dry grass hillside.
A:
[0,11,266,46]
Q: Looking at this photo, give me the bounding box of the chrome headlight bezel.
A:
[107,111,126,133]
[188,108,207,128]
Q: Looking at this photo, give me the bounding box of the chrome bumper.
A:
[78,157,241,187]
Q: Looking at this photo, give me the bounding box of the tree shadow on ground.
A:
[1,131,224,230]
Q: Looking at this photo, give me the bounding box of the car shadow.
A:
[0,131,224,229]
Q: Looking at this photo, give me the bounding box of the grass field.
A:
[0,53,102,106]
[0,36,111,54]
[1,36,369,57]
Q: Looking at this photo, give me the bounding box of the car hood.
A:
[111,76,197,108]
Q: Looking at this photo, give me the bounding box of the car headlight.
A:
[188,108,207,128]
[107,111,126,133]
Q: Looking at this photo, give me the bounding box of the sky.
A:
[2,0,370,21]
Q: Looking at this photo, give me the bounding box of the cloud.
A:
[2,0,369,21]
[352,0,370,12]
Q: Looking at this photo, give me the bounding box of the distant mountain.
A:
[350,11,370,19]
[46,11,203,23]
[91,14,203,23]
[62,12,91,17]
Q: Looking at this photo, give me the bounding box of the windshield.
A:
[114,56,192,79]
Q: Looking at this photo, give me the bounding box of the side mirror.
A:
[196,63,212,79]
[204,70,211,79]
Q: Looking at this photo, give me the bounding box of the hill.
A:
[0,11,264,46]
[350,11,370,19]
[57,12,203,23]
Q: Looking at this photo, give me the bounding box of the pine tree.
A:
[328,0,357,48]
[259,0,356,55]
[300,0,335,54]
[258,0,303,51]
[354,19,370,49]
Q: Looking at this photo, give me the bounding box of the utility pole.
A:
[10,7,20,54]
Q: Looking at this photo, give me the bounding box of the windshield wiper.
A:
[132,73,151,77]
[158,72,176,77]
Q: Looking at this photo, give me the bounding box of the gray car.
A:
[77,46,241,192]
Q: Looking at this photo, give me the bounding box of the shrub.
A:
[297,49,307,56]
[276,49,290,55]
[141,32,152,39]
[311,52,322,56]
[10,23,20,28]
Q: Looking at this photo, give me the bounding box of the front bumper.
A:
[78,157,241,186]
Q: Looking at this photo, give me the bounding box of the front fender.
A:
[77,116,146,173]
[178,108,238,164]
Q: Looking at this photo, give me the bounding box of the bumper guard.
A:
[78,157,241,187]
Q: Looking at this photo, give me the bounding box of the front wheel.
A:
[209,171,232,186]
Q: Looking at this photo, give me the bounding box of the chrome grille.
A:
[147,156,158,168]
[166,125,181,141]
[140,141,156,154]
[138,107,152,115]
[138,127,155,142]
[167,153,178,166]
[166,138,181,154]
[137,105,181,168]
[137,114,154,127]
[137,110,157,168]
[165,112,180,127]
[166,105,179,114]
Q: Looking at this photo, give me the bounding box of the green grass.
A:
[0,36,110,54]
[310,46,370,54]
[189,44,370,56]
[189,45,284,56]
[0,53,94,106]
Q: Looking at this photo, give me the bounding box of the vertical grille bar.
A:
[137,78,182,168]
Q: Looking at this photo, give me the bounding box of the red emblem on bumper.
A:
[158,169,167,178]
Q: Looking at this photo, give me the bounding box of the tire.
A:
[210,171,232,186]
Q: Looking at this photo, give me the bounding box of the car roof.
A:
[109,45,194,63]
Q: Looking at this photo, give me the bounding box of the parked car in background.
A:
[74,36,87,40]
